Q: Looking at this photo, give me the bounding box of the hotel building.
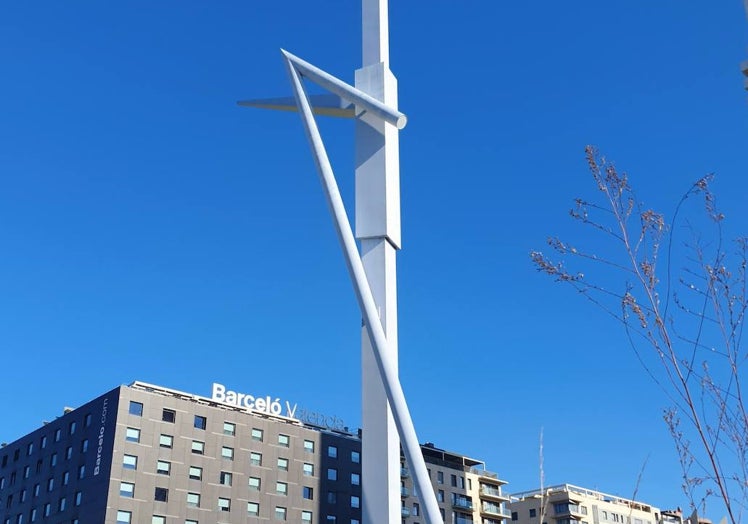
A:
[0,381,511,524]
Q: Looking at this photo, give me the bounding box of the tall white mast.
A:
[356,1,401,522]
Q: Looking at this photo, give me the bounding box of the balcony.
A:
[401,487,409,497]
[480,485,511,502]
[480,503,511,520]
[553,503,588,519]
[470,468,508,485]
[401,507,411,517]
[453,498,474,512]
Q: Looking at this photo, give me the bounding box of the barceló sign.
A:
[211,382,298,419]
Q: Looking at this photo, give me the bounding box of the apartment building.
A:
[0,381,509,524]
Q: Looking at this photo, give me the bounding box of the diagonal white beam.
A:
[282,50,407,129]
[283,56,442,524]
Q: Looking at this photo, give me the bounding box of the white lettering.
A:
[209,383,298,420]
[211,383,226,402]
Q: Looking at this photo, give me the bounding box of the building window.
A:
[328,446,338,458]
[152,517,165,524]
[278,434,290,447]
[218,497,231,512]
[156,461,171,475]
[47,478,54,492]
[191,441,204,454]
[69,421,77,435]
[247,502,260,516]
[251,428,263,441]
[162,409,176,423]
[189,466,202,480]
[84,413,92,427]
[511,512,518,521]
[327,468,337,481]
[120,482,134,498]
[159,434,173,448]
[223,422,235,436]
[129,402,143,416]
[185,521,197,524]
[43,504,50,517]
[437,490,445,502]
[187,493,200,508]
[26,443,33,456]
[123,454,137,470]
[33,484,39,497]
[277,458,288,471]
[303,486,313,499]
[450,474,457,487]
[50,453,57,467]
[304,440,314,453]
[327,491,337,504]
[437,471,444,484]
[249,476,261,491]
[80,439,88,453]
[23,466,29,479]
[220,471,232,486]
[302,511,312,523]
[65,446,73,459]
[325,517,336,523]
[125,428,140,443]
[40,436,47,449]
[275,507,287,521]
[351,473,360,485]
[74,491,82,506]
[351,495,360,508]
[194,415,207,430]
[250,452,262,466]
[221,447,234,460]
[414,503,420,516]
[529,509,537,518]
[116,511,132,524]
[77,465,85,479]
[154,487,168,502]
[276,481,288,496]
[351,451,360,463]
[62,471,69,485]
[303,463,314,476]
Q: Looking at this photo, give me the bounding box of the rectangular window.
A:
[162,409,176,423]
[50,453,57,466]
[437,490,445,502]
[450,474,457,487]
[26,443,33,456]
[437,471,444,484]
[247,502,260,516]
[189,466,202,480]
[159,434,173,448]
[62,472,69,485]
[414,503,420,516]
[327,491,337,504]
[529,509,537,518]
[123,454,137,470]
[251,428,263,441]
[80,439,89,453]
[304,440,314,453]
[194,415,207,430]
[156,460,170,475]
[125,428,140,443]
[277,457,288,471]
[220,471,232,486]
[47,478,54,491]
[351,473,360,485]
[69,421,77,435]
[116,511,132,524]
[187,493,200,507]
[276,481,288,495]
[76,491,84,507]
[154,487,168,502]
[192,441,205,454]
[351,495,360,509]
[250,452,262,466]
[78,465,85,479]
[129,402,143,416]
[218,497,231,512]
[84,414,92,427]
[303,463,314,476]
[328,446,337,458]
[249,477,261,491]
[303,486,313,499]
[54,429,61,442]
[275,507,287,521]
[278,434,290,447]
[302,511,312,523]
[152,517,165,524]
[223,422,235,436]
[327,468,337,481]
[120,482,134,498]
[351,450,360,463]
[65,446,72,459]
[221,446,234,460]
[40,436,47,449]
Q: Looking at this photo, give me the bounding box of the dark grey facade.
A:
[0,382,509,524]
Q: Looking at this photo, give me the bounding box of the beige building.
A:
[508,484,668,524]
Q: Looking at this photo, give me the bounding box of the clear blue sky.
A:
[1,1,747,518]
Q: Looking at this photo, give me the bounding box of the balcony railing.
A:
[480,486,510,501]
[401,507,411,517]
[401,487,409,497]
[453,499,474,511]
